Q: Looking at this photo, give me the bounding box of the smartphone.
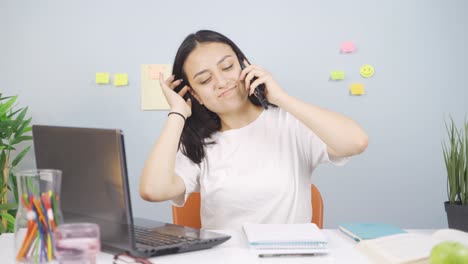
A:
[240,61,269,110]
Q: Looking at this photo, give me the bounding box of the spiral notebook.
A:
[243,223,328,250]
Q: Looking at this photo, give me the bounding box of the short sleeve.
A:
[171,150,201,207]
[287,110,350,173]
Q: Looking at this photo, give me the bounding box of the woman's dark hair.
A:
[172,30,263,164]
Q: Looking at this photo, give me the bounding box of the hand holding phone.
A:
[240,61,269,110]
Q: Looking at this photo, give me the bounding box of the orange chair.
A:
[172,184,324,229]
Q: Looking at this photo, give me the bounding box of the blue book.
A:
[338,223,407,241]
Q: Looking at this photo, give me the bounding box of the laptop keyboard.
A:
[134,226,201,247]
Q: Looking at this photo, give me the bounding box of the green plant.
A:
[442,117,468,205]
[0,94,32,233]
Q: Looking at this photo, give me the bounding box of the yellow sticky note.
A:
[114,73,128,86]
[360,64,375,78]
[330,71,345,80]
[95,72,110,84]
[141,64,172,110]
[350,83,365,95]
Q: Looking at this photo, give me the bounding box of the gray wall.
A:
[1,0,467,228]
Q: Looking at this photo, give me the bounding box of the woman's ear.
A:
[190,88,203,105]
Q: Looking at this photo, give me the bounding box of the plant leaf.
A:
[444,116,460,204]
[7,220,14,232]
[0,120,15,137]
[8,170,19,203]
[15,117,32,138]
[0,203,17,211]
[0,151,5,173]
[6,108,22,119]
[12,146,31,167]
[11,108,28,135]
[0,96,17,117]
[9,136,33,146]
[22,126,32,133]
[464,119,468,205]
[0,213,15,230]
[0,95,13,101]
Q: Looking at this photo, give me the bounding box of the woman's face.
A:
[183,42,249,114]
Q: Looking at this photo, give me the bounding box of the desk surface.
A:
[0,229,432,264]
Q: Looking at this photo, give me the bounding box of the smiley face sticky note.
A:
[340,41,355,53]
[330,71,345,81]
[360,64,375,78]
[95,72,110,84]
[114,73,129,86]
[350,83,365,95]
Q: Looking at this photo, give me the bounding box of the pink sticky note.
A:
[147,65,171,80]
[340,41,355,53]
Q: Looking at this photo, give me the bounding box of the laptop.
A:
[32,125,230,257]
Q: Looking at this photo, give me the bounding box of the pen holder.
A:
[14,169,64,264]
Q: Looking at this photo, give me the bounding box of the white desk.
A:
[0,229,431,264]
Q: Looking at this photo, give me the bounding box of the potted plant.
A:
[0,94,32,233]
[442,117,468,232]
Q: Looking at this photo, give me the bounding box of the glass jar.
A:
[14,169,63,264]
[54,223,101,264]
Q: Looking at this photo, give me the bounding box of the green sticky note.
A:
[95,72,110,84]
[114,73,128,86]
[330,71,345,80]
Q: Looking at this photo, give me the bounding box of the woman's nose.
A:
[213,72,228,89]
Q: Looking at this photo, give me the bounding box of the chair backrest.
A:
[311,184,323,228]
[172,192,202,229]
[172,184,324,229]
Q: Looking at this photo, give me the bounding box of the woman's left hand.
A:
[239,60,288,105]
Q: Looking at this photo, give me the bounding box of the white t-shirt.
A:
[172,107,348,230]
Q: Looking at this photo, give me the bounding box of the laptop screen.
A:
[32,125,135,249]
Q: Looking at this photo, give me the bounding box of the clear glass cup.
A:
[14,169,64,264]
[53,223,101,264]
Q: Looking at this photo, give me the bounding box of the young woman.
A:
[140,30,368,230]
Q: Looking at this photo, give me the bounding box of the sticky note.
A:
[95,72,110,84]
[147,65,169,80]
[340,41,355,53]
[350,83,365,95]
[360,64,375,78]
[330,71,345,80]
[114,73,129,86]
[141,64,172,110]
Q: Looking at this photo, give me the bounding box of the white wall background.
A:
[1,0,467,228]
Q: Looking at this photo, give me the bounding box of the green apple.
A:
[430,241,468,264]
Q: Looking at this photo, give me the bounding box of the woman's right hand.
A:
[159,73,192,118]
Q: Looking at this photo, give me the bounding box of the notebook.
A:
[338,223,407,241]
[355,229,468,264]
[243,223,328,250]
